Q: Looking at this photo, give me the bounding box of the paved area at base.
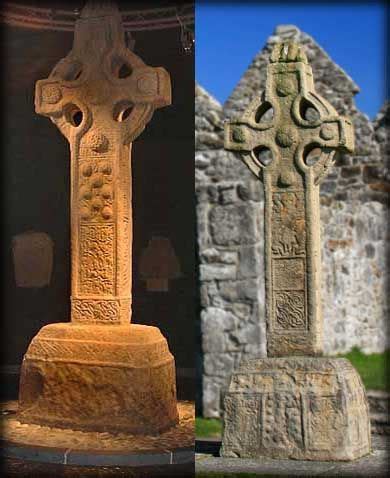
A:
[1,457,194,477]
[195,435,389,477]
[1,401,194,468]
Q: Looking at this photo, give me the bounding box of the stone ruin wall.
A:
[196,25,389,417]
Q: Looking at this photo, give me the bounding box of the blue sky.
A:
[196,1,387,119]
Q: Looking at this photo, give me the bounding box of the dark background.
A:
[1,1,195,399]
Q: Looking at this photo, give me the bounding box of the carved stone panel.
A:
[221,357,371,460]
[274,291,306,330]
[79,224,115,295]
[271,191,306,257]
[262,392,304,450]
[223,394,262,454]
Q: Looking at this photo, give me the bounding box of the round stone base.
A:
[221,357,371,461]
[18,323,178,434]
[1,401,194,466]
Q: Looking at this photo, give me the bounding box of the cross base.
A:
[221,357,371,461]
[17,323,178,435]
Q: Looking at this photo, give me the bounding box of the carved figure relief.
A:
[271,192,305,257]
[223,395,262,449]
[307,396,344,450]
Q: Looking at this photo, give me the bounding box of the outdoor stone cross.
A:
[225,42,353,357]
[221,43,370,461]
[17,1,178,435]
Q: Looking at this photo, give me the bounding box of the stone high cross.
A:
[225,42,354,356]
[17,1,178,435]
[35,1,170,325]
[221,43,370,462]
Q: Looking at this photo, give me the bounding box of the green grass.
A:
[196,417,222,437]
[336,347,389,391]
[196,349,389,438]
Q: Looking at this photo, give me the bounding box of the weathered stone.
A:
[363,165,385,183]
[321,181,337,194]
[17,2,178,435]
[196,131,224,150]
[341,166,361,178]
[18,324,177,434]
[203,376,224,418]
[221,358,371,461]
[201,248,238,266]
[200,264,236,282]
[218,279,260,302]
[225,41,353,357]
[218,184,237,204]
[237,244,262,279]
[204,353,235,377]
[228,302,252,321]
[209,204,259,246]
[221,42,371,461]
[237,181,264,202]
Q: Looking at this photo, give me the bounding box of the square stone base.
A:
[18,323,178,435]
[221,357,371,461]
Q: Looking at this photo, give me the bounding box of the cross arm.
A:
[225,120,278,178]
[295,114,354,183]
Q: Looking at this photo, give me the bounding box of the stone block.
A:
[196,131,224,150]
[203,376,223,418]
[209,204,259,246]
[363,165,385,183]
[237,244,263,279]
[204,353,235,377]
[18,323,178,435]
[237,181,264,202]
[341,166,361,178]
[201,307,237,352]
[221,357,371,461]
[200,248,237,265]
[218,184,237,205]
[199,264,236,281]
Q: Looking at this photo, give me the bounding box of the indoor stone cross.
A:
[225,42,354,356]
[35,1,170,325]
[17,1,179,435]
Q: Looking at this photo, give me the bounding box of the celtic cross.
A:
[225,42,354,356]
[35,1,171,325]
